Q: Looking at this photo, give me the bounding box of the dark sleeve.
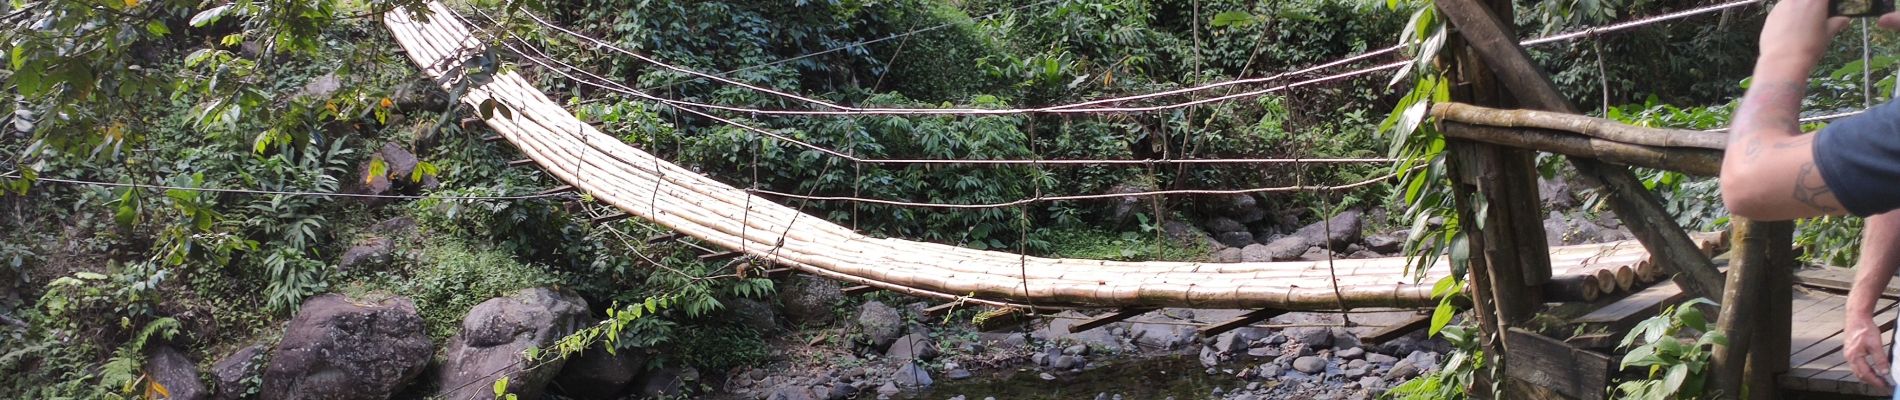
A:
[1813,101,1900,216]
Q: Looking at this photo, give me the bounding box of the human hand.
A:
[1880,11,1900,30]
[1759,0,1851,75]
[1845,313,1893,389]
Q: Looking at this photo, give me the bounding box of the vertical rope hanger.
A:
[1287,101,1354,324]
[1863,19,1875,109]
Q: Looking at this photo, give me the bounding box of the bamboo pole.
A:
[1433,102,1727,150]
[1437,121,1724,176]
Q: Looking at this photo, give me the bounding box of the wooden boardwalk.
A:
[1781,286,1899,397]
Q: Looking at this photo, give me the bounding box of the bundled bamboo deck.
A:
[382,3,1720,311]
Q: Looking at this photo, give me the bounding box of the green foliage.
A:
[2,263,179,399]
[669,325,770,372]
[1613,298,1725,400]
[1042,220,1210,262]
[355,239,563,339]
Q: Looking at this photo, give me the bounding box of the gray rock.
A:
[298,73,342,101]
[1246,347,1278,358]
[1130,322,1196,350]
[1288,327,1332,348]
[1205,217,1246,234]
[261,294,432,400]
[437,288,589,400]
[885,333,938,361]
[1298,247,1335,261]
[944,367,973,380]
[824,383,856,400]
[1051,355,1082,370]
[1032,311,1124,352]
[1106,182,1157,225]
[1258,364,1282,378]
[1199,347,1222,368]
[1215,247,1244,262]
[355,142,420,197]
[1347,359,1370,370]
[211,344,265,400]
[1293,356,1328,374]
[726,297,781,333]
[1337,347,1366,359]
[1239,244,1276,263]
[768,386,819,400]
[1064,344,1090,356]
[1163,220,1225,250]
[552,347,645,400]
[338,237,395,271]
[855,301,905,351]
[1366,353,1399,365]
[1540,176,1579,210]
[1331,328,1362,350]
[1385,361,1422,380]
[148,345,208,400]
[778,275,844,326]
[892,363,934,388]
[1344,367,1368,378]
[1039,372,1057,381]
[876,382,900,396]
[1212,328,1269,354]
[636,366,694,398]
[1294,209,1365,250]
[1262,236,1312,261]
[1364,233,1404,254]
[1360,376,1387,392]
[1032,352,1051,366]
[1217,231,1256,248]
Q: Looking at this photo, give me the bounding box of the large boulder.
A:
[261,294,432,400]
[551,347,646,400]
[148,345,208,400]
[1161,220,1223,250]
[777,275,844,326]
[1261,236,1312,261]
[885,333,938,362]
[1239,244,1275,263]
[211,344,266,400]
[1293,209,1364,250]
[1203,217,1245,234]
[854,301,905,351]
[437,288,589,400]
[1105,181,1158,226]
[726,297,782,333]
[1031,311,1125,353]
[635,366,695,398]
[354,142,424,197]
[338,237,395,272]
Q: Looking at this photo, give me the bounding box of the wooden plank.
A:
[536,185,576,196]
[481,134,505,143]
[646,232,687,245]
[1435,0,1726,301]
[697,251,744,262]
[1363,314,1434,345]
[1438,121,1722,176]
[507,158,537,168]
[1196,308,1288,338]
[842,285,879,296]
[1795,266,1900,299]
[1713,219,1793,398]
[1068,307,1158,333]
[590,212,632,224]
[1574,281,1685,325]
[1504,328,1613,400]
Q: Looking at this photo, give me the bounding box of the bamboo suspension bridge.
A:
[377,1,1900,398]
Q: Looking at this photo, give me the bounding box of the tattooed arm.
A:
[1720,0,1849,220]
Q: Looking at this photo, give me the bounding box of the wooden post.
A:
[1434,0,1726,301]
[1717,219,1793,400]
[1441,0,1551,343]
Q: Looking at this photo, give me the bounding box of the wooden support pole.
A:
[1197,308,1287,338]
[646,232,687,245]
[507,158,537,168]
[536,185,576,196]
[842,285,879,296]
[482,134,505,143]
[697,251,744,262]
[1432,102,1728,150]
[1363,314,1434,345]
[1716,219,1793,400]
[762,267,797,278]
[1069,307,1159,333]
[923,302,960,317]
[1435,0,1726,300]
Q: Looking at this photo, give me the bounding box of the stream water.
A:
[912,355,1247,399]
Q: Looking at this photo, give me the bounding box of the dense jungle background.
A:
[3,0,1897,399]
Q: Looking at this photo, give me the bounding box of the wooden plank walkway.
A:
[1780,289,1900,397]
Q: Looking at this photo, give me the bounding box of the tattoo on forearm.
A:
[1734,82,1809,160]
[1794,161,1841,213]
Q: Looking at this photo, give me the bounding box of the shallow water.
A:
[912,355,1247,400]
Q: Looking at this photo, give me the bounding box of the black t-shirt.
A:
[1815,101,1900,216]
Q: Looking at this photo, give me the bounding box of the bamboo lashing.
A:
[383,3,1726,310]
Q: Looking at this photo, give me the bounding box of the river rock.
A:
[944,367,974,380]
[1337,347,1365,359]
[1032,311,1124,352]
[891,362,934,388]
[355,142,421,197]
[338,237,395,271]
[885,333,938,361]
[1051,355,1082,370]
[1386,361,1422,380]
[552,347,645,400]
[778,275,844,326]
[1331,328,1362,350]
[1213,327,1270,354]
[261,294,432,400]
[148,345,208,400]
[437,288,589,400]
[1293,356,1328,374]
[1130,322,1196,350]
[1364,233,1404,254]
[1217,231,1256,248]
[1106,182,1156,225]
[1215,247,1244,262]
[855,301,904,351]
[1288,327,1332,348]
[1205,217,1245,234]
[1294,209,1364,250]
[726,297,781,333]
[1239,244,1275,263]
[211,344,265,400]
[636,366,694,398]
[1366,352,1399,365]
[1261,236,1311,261]
[1246,347,1278,358]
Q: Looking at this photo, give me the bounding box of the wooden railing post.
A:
[1714,219,1794,399]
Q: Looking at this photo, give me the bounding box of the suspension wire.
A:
[744,165,1416,210]
[509,0,1759,116]
[16,176,570,201]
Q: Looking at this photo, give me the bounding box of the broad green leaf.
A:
[191,5,233,27]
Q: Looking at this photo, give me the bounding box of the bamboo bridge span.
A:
[381,3,1710,313]
[382,2,1900,398]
